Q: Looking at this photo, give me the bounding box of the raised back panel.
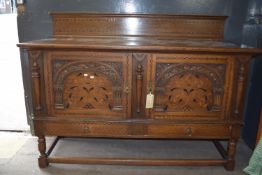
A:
[51,13,227,40]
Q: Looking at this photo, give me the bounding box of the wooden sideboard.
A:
[17,13,262,170]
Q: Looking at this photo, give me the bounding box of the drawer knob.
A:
[83,125,90,134]
[185,128,193,137]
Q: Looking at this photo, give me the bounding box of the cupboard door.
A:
[150,54,234,121]
[44,51,131,119]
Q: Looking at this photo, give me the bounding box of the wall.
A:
[242,0,262,149]
[16,0,252,133]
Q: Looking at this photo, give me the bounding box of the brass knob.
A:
[185,128,193,137]
[124,86,129,93]
[148,80,153,93]
[124,83,129,93]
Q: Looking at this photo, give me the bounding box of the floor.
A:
[0,14,28,130]
[0,132,252,175]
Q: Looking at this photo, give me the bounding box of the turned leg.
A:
[38,136,49,168]
[224,139,237,171]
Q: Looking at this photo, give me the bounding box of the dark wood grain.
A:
[17,37,262,55]
[234,56,250,118]
[48,157,226,166]
[50,13,226,40]
[29,51,42,113]
[225,139,237,170]
[37,136,48,168]
[136,64,143,113]
[132,53,149,118]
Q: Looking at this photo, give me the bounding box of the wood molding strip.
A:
[51,13,226,40]
[48,157,226,166]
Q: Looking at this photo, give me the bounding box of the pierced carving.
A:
[54,61,122,85]
[53,61,123,111]
[63,72,113,110]
[154,63,226,113]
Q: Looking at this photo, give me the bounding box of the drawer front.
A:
[39,122,129,137]
[148,124,231,139]
[150,54,235,121]
[44,51,131,119]
[35,121,231,139]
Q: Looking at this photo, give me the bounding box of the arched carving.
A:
[155,63,226,112]
[52,61,123,111]
[54,61,122,85]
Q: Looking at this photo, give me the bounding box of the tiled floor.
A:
[0,132,28,159]
[0,132,252,175]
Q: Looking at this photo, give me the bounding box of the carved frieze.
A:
[51,13,225,40]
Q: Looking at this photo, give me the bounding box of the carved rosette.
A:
[155,63,226,112]
[52,61,123,111]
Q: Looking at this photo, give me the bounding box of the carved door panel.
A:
[150,54,234,121]
[44,51,131,119]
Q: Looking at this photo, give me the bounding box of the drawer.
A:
[35,121,231,139]
[37,122,129,137]
[148,124,231,139]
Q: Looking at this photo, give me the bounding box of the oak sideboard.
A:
[17,13,262,170]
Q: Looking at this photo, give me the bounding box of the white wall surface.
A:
[0,14,28,130]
